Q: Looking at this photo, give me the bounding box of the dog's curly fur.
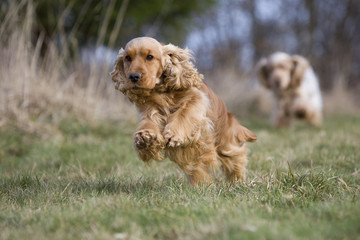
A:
[257,52,323,127]
[111,37,257,185]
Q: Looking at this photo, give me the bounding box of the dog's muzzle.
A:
[129,72,142,83]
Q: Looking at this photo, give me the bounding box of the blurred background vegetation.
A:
[0,0,359,130]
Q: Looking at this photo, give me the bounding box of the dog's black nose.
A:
[274,80,281,88]
[129,72,142,83]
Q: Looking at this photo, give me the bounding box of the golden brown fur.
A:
[111,37,257,185]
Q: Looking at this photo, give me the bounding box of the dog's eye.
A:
[146,55,154,60]
[125,55,132,62]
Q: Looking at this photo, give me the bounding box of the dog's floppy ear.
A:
[290,55,309,88]
[256,58,271,89]
[162,44,203,90]
[111,48,127,93]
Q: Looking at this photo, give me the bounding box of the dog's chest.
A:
[276,89,299,101]
[135,92,177,117]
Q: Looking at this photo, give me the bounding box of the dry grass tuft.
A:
[323,80,359,115]
[0,1,136,134]
[204,67,273,117]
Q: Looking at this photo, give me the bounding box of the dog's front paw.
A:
[134,130,157,149]
[164,129,183,147]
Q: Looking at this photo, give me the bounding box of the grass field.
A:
[0,114,359,240]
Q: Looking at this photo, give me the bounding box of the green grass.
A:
[0,114,359,240]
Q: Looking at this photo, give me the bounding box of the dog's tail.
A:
[229,113,257,143]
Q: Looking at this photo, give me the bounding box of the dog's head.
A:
[111,37,202,94]
[257,52,309,90]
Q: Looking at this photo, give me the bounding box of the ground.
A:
[0,114,359,239]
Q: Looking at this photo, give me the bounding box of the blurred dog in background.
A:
[257,52,323,127]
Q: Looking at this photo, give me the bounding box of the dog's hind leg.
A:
[218,144,248,182]
[166,138,218,186]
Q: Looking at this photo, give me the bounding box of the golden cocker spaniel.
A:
[111,37,257,185]
[257,52,323,127]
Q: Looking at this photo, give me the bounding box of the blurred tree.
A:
[1,0,216,53]
[287,0,360,89]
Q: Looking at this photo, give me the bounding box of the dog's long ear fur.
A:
[111,48,127,93]
[256,58,271,89]
[162,44,203,90]
[290,55,309,88]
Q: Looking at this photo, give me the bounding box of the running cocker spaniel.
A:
[111,37,257,185]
